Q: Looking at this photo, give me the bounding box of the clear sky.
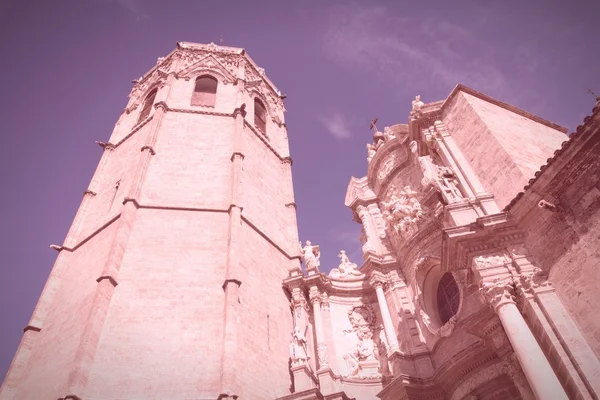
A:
[0,0,598,381]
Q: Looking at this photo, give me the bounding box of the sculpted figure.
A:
[436,166,462,203]
[411,95,424,113]
[299,240,320,271]
[289,326,309,366]
[329,250,363,279]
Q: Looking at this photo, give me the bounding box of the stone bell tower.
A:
[0,42,301,400]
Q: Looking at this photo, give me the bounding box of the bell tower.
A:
[1,42,301,400]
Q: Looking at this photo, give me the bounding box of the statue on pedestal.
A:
[329,250,364,279]
[299,240,320,273]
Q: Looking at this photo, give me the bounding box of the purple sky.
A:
[0,0,598,381]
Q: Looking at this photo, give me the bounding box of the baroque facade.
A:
[2,42,600,400]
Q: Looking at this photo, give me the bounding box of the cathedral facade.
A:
[1,42,599,400]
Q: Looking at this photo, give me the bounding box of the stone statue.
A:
[436,166,462,203]
[299,240,320,272]
[289,326,309,366]
[411,95,424,113]
[329,250,364,279]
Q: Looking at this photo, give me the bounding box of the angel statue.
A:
[299,240,320,272]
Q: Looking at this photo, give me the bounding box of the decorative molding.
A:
[309,286,322,304]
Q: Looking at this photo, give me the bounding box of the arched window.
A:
[254,98,267,134]
[192,75,218,107]
[138,89,157,123]
[436,272,460,324]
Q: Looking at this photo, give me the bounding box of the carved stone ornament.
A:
[472,254,510,271]
[380,185,427,239]
[366,143,377,163]
[317,344,329,368]
[289,326,309,367]
[329,250,364,280]
[341,304,380,378]
[518,267,551,294]
[321,292,330,312]
[479,279,516,311]
[377,154,397,180]
[383,126,396,141]
[290,290,308,318]
[309,286,321,304]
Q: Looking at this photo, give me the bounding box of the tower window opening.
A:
[138,89,157,124]
[436,272,460,324]
[254,98,267,134]
[192,75,218,107]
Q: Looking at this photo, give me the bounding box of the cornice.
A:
[58,201,299,262]
[114,102,288,162]
[442,84,567,133]
[176,41,284,100]
[440,212,525,272]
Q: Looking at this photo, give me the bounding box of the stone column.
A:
[309,286,328,370]
[478,279,568,400]
[370,272,400,352]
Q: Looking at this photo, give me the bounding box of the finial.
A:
[219,34,224,45]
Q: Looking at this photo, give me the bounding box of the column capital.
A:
[369,271,387,289]
[308,286,322,305]
[479,279,516,312]
[290,288,309,316]
[321,292,330,311]
[517,267,553,295]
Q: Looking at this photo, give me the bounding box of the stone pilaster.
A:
[473,255,568,400]
[510,248,600,399]
[309,287,329,370]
